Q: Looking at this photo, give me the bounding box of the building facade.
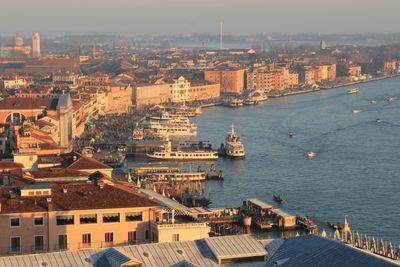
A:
[0,183,159,255]
[205,68,245,95]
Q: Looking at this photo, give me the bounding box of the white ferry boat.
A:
[148,123,197,138]
[224,98,244,107]
[245,90,268,105]
[346,88,359,94]
[147,141,218,161]
[221,124,245,158]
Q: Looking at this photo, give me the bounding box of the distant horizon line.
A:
[2,32,400,38]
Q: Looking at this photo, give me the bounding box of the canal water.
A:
[192,77,400,242]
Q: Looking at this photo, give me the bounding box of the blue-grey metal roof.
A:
[57,94,72,109]
[264,235,399,267]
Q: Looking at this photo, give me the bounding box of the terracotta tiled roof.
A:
[0,97,58,110]
[0,162,24,170]
[26,169,90,179]
[0,183,158,214]
[63,152,112,170]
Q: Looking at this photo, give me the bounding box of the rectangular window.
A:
[103,213,120,223]
[128,231,137,244]
[10,218,20,227]
[34,236,44,251]
[10,237,20,252]
[82,233,91,248]
[58,234,68,250]
[56,215,74,225]
[34,217,44,226]
[172,234,180,242]
[105,232,114,244]
[80,214,97,224]
[125,212,142,222]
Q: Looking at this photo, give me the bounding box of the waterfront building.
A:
[171,76,191,103]
[0,182,159,255]
[247,67,299,92]
[105,84,132,114]
[348,65,362,77]
[327,64,337,81]
[189,81,220,101]
[302,67,316,85]
[32,32,41,58]
[133,83,172,109]
[384,60,397,74]
[204,68,245,95]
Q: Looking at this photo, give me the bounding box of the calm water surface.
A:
[191,77,400,242]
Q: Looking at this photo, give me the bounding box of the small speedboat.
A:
[288,132,294,138]
[347,88,359,94]
[327,222,342,231]
[387,96,396,102]
[369,99,377,104]
[352,109,362,114]
[273,194,283,203]
[307,151,316,158]
[376,118,383,123]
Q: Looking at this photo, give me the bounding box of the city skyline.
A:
[1,0,400,35]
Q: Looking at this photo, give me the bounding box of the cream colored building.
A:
[171,76,191,103]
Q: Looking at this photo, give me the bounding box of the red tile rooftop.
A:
[63,152,112,170]
[0,183,158,214]
[0,162,24,170]
[0,97,58,110]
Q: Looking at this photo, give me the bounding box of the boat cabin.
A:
[271,208,296,229]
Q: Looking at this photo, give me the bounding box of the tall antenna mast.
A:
[220,22,223,50]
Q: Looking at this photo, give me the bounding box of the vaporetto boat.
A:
[147,141,218,161]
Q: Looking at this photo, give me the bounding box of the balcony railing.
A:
[31,245,46,253]
[8,247,22,255]
[55,243,69,251]
[101,241,115,248]
[154,221,208,229]
[79,242,92,249]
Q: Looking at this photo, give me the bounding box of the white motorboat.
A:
[346,88,359,94]
[352,109,362,114]
[307,151,316,158]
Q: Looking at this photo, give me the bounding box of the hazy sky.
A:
[1,0,399,35]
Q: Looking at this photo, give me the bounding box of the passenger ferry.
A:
[138,171,207,182]
[346,88,359,94]
[220,124,245,158]
[244,90,268,105]
[143,119,197,138]
[147,140,218,161]
[223,98,243,107]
